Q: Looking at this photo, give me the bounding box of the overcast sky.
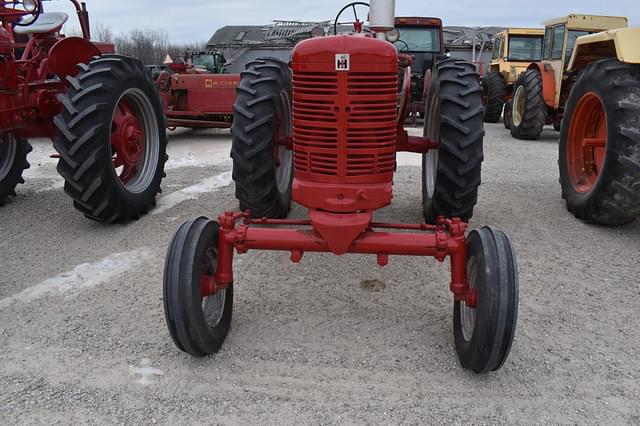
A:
[46,0,639,44]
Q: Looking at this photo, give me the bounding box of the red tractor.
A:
[156,50,240,129]
[163,0,519,374]
[0,0,167,222]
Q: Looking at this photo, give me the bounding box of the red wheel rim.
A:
[566,92,607,193]
[111,99,145,185]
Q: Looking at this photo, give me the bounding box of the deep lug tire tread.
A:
[54,54,167,223]
[231,57,293,218]
[482,71,506,123]
[559,59,640,225]
[423,58,484,223]
[0,138,31,206]
[510,69,546,140]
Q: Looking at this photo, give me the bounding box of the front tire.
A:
[231,58,293,218]
[559,59,640,226]
[0,135,31,206]
[54,54,167,223]
[510,69,546,140]
[454,227,518,373]
[482,71,506,123]
[163,217,233,356]
[422,58,484,223]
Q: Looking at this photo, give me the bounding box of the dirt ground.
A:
[1,123,639,425]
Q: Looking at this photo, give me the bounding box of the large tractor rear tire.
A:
[54,54,167,223]
[559,59,640,226]
[482,71,506,123]
[231,58,293,219]
[0,135,31,206]
[510,69,546,140]
[422,58,484,223]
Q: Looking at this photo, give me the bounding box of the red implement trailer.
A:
[0,0,167,222]
[156,51,240,129]
[163,0,519,374]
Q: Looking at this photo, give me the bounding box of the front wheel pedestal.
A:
[163,213,519,373]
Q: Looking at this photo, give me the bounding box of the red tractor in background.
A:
[0,0,167,222]
[163,0,519,374]
[156,50,240,129]
[390,16,445,120]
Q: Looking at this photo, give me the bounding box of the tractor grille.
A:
[292,70,397,182]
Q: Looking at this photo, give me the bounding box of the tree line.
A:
[72,22,206,65]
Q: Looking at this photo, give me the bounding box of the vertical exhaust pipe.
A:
[79,1,91,40]
[369,0,395,37]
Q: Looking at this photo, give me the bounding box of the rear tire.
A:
[231,58,293,218]
[422,58,484,223]
[454,227,518,373]
[482,71,506,123]
[0,135,31,206]
[510,69,546,140]
[163,217,233,356]
[503,100,512,130]
[559,59,640,226]
[54,54,167,223]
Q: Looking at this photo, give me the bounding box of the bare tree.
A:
[64,22,206,65]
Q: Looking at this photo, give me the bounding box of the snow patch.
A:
[153,171,232,215]
[0,249,153,310]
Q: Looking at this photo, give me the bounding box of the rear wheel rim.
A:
[512,86,525,127]
[111,88,160,193]
[0,134,17,181]
[424,90,440,198]
[275,90,292,194]
[566,92,607,193]
[460,256,479,342]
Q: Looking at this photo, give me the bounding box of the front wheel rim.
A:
[0,134,17,181]
[111,88,160,193]
[566,92,607,193]
[200,247,226,328]
[512,86,525,127]
[460,256,479,342]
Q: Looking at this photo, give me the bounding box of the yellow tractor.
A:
[482,28,544,125]
[510,14,640,225]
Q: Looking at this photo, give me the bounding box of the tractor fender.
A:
[527,63,555,108]
[48,37,101,80]
[568,27,640,72]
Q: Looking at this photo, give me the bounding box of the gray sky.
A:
[46,0,639,44]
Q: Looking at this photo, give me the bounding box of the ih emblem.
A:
[335,54,350,71]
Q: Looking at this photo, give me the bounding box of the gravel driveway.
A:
[1,124,639,424]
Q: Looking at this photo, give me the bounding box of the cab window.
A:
[492,36,503,60]
[566,30,591,64]
[551,25,565,59]
[543,27,553,59]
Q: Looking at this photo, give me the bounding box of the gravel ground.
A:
[1,123,639,425]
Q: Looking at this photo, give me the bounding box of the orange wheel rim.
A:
[566,92,607,193]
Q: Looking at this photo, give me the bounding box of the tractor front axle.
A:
[210,211,473,306]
